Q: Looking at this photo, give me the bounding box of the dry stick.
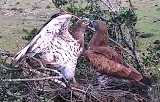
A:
[2,76,62,82]
[58,92,71,102]
[29,81,45,102]
[106,0,115,11]
[31,57,44,69]
[100,0,146,73]
[85,84,91,93]
[87,25,135,59]
[22,66,48,77]
[22,65,61,77]
[83,12,110,21]
[71,87,86,93]
[128,0,146,73]
[1,62,63,82]
[37,88,65,92]
[83,16,135,61]
[70,85,92,101]
[152,84,160,87]
[84,14,135,59]
[115,0,122,9]
[70,89,73,102]
[71,88,86,101]
[48,94,60,102]
[25,57,68,87]
[22,66,67,87]
[38,67,61,75]
[100,0,114,12]
[109,38,135,58]
[72,15,81,20]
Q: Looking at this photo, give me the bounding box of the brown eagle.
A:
[12,12,89,85]
[84,20,151,89]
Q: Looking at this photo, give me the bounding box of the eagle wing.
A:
[91,46,128,67]
[84,49,151,89]
[27,14,72,53]
[12,13,72,65]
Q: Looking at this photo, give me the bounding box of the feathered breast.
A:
[40,36,83,67]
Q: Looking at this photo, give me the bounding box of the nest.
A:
[0,48,158,102]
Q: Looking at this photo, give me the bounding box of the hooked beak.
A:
[81,18,90,26]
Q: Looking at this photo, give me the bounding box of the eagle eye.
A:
[82,21,85,25]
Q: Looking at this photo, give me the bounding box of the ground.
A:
[0,0,160,52]
[0,0,56,52]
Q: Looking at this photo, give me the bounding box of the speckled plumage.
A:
[12,12,88,80]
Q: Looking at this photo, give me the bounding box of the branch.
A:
[2,76,62,82]
[22,66,67,87]
[87,26,135,59]
[109,37,135,58]
[100,0,115,12]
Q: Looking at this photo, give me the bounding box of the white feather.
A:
[14,45,29,60]
[28,14,72,53]
[13,14,72,64]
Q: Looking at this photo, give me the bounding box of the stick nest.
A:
[0,48,158,102]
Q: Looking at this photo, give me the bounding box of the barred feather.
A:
[12,13,72,66]
[12,12,88,81]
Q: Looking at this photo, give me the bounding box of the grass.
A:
[0,0,160,53]
[0,0,56,52]
[133,0,160,51]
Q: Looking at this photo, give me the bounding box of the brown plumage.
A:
[115,45,123,55]
[84,20,151,89]
[87,20,127,67]
[12,12,89,84]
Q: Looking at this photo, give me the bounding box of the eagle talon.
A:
[62,77,77,89]
[61,75,70,87]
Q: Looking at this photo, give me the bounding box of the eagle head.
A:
[76,18,90,29]
[91,20,107,32]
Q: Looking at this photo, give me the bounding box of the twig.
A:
[2,76,62,82]
[152,84,160,87]
[31,57,44,68]
[109,37,135,58]
[37,88,65,92]
[58,92,71,102]
[100,0,115,12]
[22,67,67,87]
[71,87,86,93]
[83,12,110,21]
[87,25,135,59]
[85,84,91,94]
[70,89,73,102]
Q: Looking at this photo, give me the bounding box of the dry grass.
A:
[0,0,160,52]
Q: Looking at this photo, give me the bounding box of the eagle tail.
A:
[128,68,152,90]
[139,75,152,90]
[12,45,29,66]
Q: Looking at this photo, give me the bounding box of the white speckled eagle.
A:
[12,12,89,85]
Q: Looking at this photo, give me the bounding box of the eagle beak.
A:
[89,20,96,31]
[89,21,94,27]
[91,20,97,27]
[81,18,90,26]
[90,20,99,32]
